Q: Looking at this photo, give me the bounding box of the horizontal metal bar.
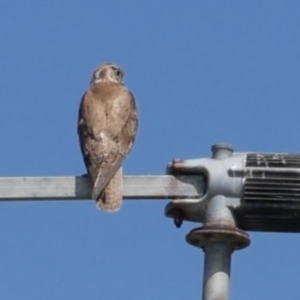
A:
[0,175,203,201]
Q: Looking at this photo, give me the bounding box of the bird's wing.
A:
[78,90,107,181]
[93,88,138,200]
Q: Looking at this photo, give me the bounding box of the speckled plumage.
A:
[78,63,138,211]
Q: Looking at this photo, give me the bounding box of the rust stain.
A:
[186,224,250,250]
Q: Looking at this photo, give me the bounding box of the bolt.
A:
[173,209,183,228]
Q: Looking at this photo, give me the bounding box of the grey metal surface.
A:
[238,153,300,232]
[167,144,251,300]
[202,243,231,300]
[165,144,300,232]
[0,175,203,201]
[165,150,245,224]
[166,144,300,299]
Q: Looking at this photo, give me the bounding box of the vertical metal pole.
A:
[186,144,250,300]
[186,215,250,300]
[202,242,231,300]
[167,143,250,299]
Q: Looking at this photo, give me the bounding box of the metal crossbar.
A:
[0,175,202,201]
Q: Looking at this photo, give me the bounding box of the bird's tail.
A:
[95,167,123,212]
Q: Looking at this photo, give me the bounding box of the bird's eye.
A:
[115,69,121,76]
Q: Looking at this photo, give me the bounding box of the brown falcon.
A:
[78,63,138,211]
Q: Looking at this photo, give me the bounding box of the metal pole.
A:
[202,242,231,300]
[185,145,250,300]
[186,211,249,300]
[0,175,201,201]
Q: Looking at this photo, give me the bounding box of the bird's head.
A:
[90,63,124,85]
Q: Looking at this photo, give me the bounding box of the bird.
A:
[78,63,138,211]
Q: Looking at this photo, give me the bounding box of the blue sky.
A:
[0,1,300,299]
